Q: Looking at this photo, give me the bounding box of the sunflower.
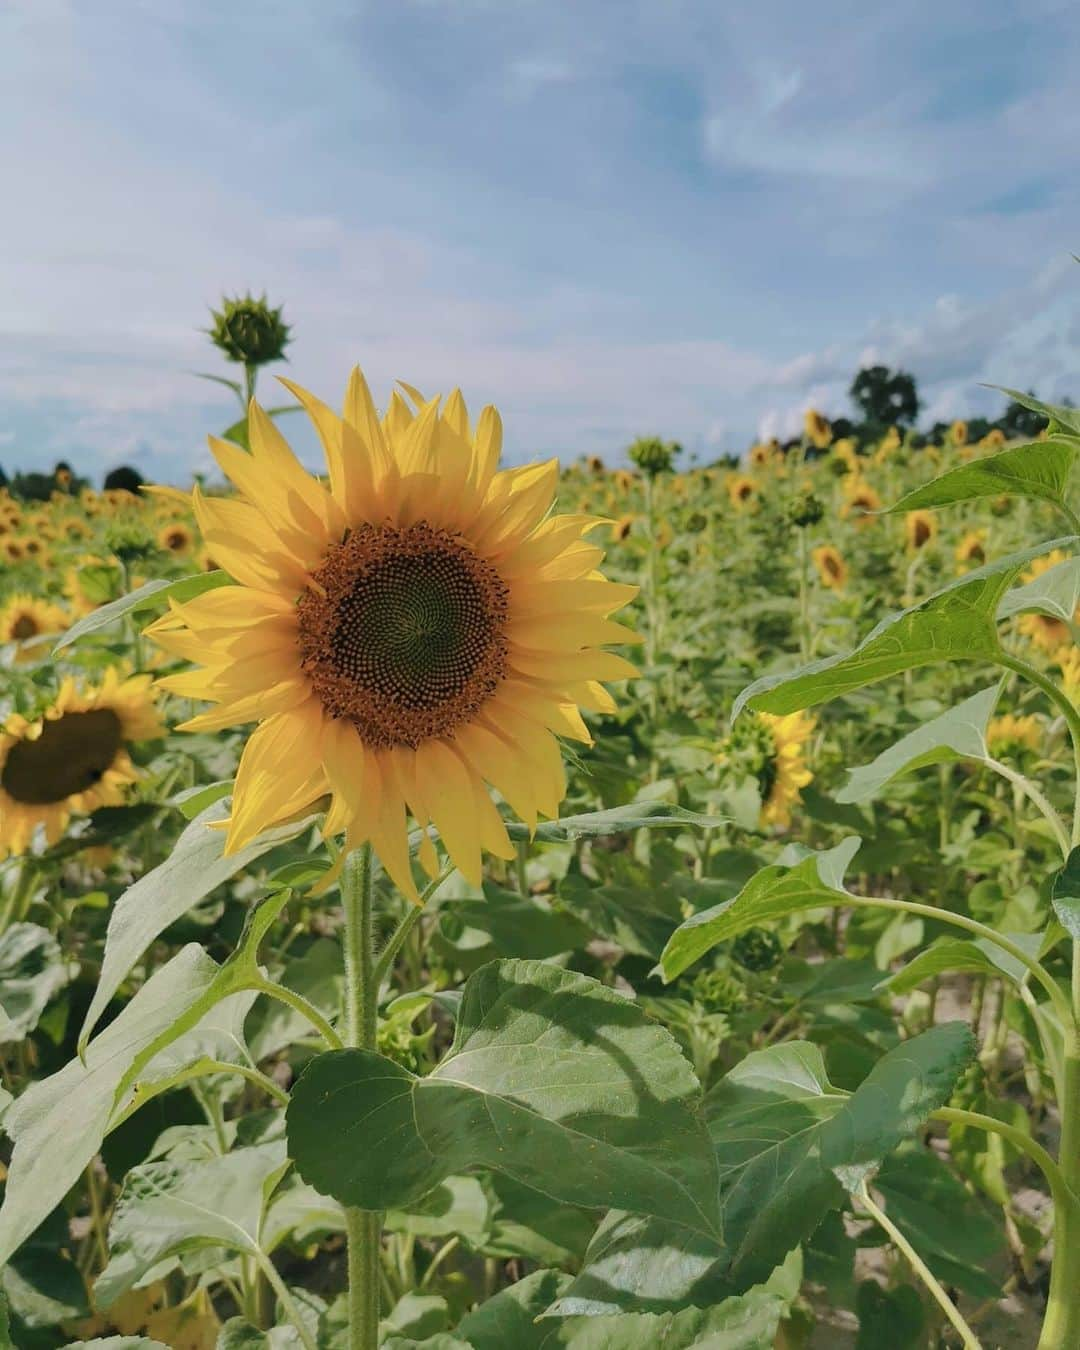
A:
[1058,648,1080,706]
[63,517,92,542]
[146,370,639,898]
[812,545,848,590]
[727,474,758,508]
[831,439,859,473]
[748,442,776,468]
[949,420,968,447]
[840,480,881,522]
[0,594,68,655]
[956,530,987,572]
[987,714,1041,755]
[158,522,194,555]
[759,711,816,828]
[904,509,938,552]
[0,670,161,858]
[980,428,1006,449]
[1,539,25,563]
[1016,550,1076,653]
[803,409,832,449]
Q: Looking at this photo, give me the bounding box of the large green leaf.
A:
[0,923,72,1043]
[95,1141,288,1307]
[732,540,1075,717]
[0,945,223,1267]
[53,571,229,652]
[80,801,319,1052]
[287,959,718,1230]
[993,387,1080,439]
[887,438,1079,514]
[549,1026,974,1314]
[657,839,860,982]
[835,686,1000,804]
[883,932,1043,995]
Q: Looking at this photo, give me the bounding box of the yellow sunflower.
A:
[727,474,758,508]
[0,594,69,656]
[1,539,25,563]
[803,409,832,449]
[759,711,816,828]
[955,530,987,572]
[158,522,194,555]
[0,670,161,858]
[748,442,776,468]
[950,420,969,447]
[1057,647,1080,706]
[812,545,848,590]
[146,370,639,899]
[611,515,636,541]
[1016,550,1076,653]
[904,509,938,552]
[987,714,1041,755]
[980,428,1006,449]
[840,480,882,522]
[831,439,859,473]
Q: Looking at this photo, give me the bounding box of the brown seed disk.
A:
[297,522,510,750]
[1,709,123,805]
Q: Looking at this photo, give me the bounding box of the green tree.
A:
[849,365,920,429]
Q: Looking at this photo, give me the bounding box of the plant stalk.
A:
[341,844,381,1350]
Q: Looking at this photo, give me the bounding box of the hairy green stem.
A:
[371,864,453,992]
[256,1250,319,1350]
[856,1182,982,1349]
[342,845,381,1350]
[249,976,343,1050]
[984,757,1071,861]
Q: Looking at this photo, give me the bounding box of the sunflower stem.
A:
[341,844,381,1350]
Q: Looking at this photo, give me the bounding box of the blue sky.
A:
[2,0,1079,484]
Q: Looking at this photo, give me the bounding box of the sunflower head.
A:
[904,509,938,552]
[812,545,848,590]
[950,419,969,447]
[803,409,832,449]
[158,522,194,555]
[147,370,638,897]
[727,474,758,508]
[840,480,882,522]
[955,530,987,572]
[980,428,1006,449]
[0,670,161,859]
[207,293,291,368]
[1015,551,1076,653]
[748,442,775,468]
[612,514,635,541]
[0,594,68,659]
[987,714,1041,755]
[721,710,815,829]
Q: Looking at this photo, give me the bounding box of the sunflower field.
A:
[0,372,1078,1350]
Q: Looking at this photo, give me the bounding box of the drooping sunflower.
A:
[758,711,816,828]
[812,545,848,590]
[955,530,987,572]
[1015,550,1077,653]
[987,714,1041,755]
[0,594,69,656]
[146,371,639,898]
[612,515,635,542]
[831,439,859,474]
[0,670,161,858]
[904,509,938,552]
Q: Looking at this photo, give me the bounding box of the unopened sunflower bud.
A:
[208,293,291,368]
[787,491,824,529]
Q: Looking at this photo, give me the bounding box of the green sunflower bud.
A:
[786,491,824,529]
[627,436,680,477]
[732,926,783,972]
[208,293,291,368]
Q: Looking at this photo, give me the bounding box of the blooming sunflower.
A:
[759,711,816,828]
[1016,550,1076,653]
[955,530,987,572]
[812,545,848,590]
[612,515,635,541]
[146,371,639,898]
[727,474,758,508]
[840,480,881,522]
[0,594,68,656]
[1,539,25,563]
[950,420,968,447]
[0,670,161,858]
[987,714,1041,755]
[803,410,832,449]
[904,509,938,552]
[158,522,194,555]
[748,442,776,469]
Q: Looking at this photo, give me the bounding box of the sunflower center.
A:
[297,522,510,749]
[1,709,123,805]
[11,614,38,639]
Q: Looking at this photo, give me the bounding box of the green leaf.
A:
[0,945,224,1267]
[53,571,230,652]
[992,386,1080,438]
[247,938,342,1061]
[855,1281,924,1350]
[80,800,319,1052]
[886,438,1079,514]
[836,686,1001,804]
[883,932,1043,994]
[1052,847,1080,939]
[998,553,1080,624]
[3,1244,86,1328]
[657,838,860,982]
[95,1141,288,1307]
[732,540,1075,717]
[0,923,71,1043]
[287,959,718,1229]
[550,1025,974,1314]
[442,883,593,961]
[384,1176,493,1247]
[507,803,723,842]
[557,872,683,959]
[481,1174,595,1268]
[223,417,251,449]
[454,1270,572,1347]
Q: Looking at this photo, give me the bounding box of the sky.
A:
[2,0,1079,484]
